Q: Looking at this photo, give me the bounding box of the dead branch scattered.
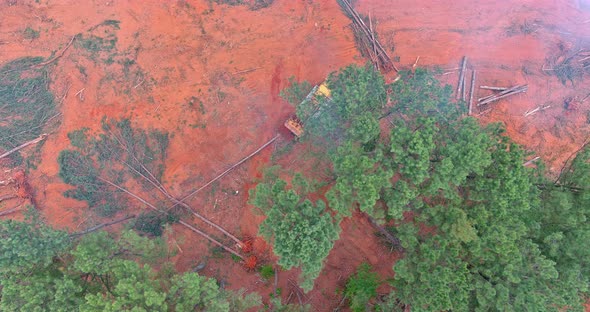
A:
[33,35,77,68]
[0,134,48,160]
[133,78,145,89]
[478,85,528,106]
[543,47,590,84]
[555,137,590,185]
[288,279,305,306]
[368,216,403,251]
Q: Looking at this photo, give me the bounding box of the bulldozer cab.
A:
[283,82,331,138]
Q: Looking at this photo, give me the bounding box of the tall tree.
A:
[384,70,587,311]
[250,175,340,292]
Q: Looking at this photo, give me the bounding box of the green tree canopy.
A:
[0,218,260,311]
[383,70,588,311]
[250,175,340,292]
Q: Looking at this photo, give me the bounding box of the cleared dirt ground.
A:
[1,0,589,310]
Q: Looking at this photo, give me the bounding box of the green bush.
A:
[23,27,40,39]
[345,263,379,312]
[259,264,274,280]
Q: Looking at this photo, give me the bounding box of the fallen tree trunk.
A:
[0,206,21,217]
[33,35,77,68]
[106,128,247,248]
[468,70,476,115]
[98,177,244,260]
[0,134,48,160]
[121,159,246,248]
[70,215,136,237]
[0,194,17,203]
[456,56,467,100]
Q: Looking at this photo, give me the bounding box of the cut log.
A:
[338,0,398,72]
[456,56,467,100]
[70,215,136,237]
[480,86,508,91]
[524,105,550,117]
[468,70,476,115]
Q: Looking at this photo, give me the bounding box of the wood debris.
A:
[337,0,397,72]
[0,134,48,160]
[478,84,528,106]
[524,104,551,117]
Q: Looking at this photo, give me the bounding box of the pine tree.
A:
[250,176,340,292]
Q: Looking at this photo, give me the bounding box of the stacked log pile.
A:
[338,0,397,73]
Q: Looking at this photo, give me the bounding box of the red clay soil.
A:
[1,0,590,311]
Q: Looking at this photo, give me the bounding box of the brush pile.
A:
[544,48,590,85]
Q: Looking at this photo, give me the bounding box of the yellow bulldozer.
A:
[283,82,331,138]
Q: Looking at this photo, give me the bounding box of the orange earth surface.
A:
[1,0,590,310]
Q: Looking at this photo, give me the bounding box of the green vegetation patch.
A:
[58,118,169,217]
[0,217,262,311]
[255,65,590,311]
[133,211,179,237]
[345,263,379,312]
[0,57,56,166]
